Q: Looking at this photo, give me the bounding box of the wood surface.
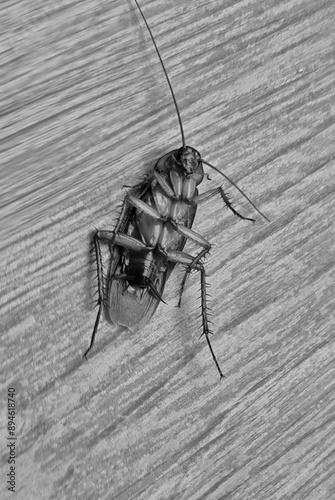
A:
[1,0,335,499]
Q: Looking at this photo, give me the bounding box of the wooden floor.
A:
[1,0,335,499]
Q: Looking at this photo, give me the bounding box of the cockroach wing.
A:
[107,260,168,333]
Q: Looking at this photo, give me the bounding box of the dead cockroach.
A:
[84,0,269,378]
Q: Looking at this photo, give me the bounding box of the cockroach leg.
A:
[177,185,254,306]
[127,195,162,221]
[177,247,210,307]
[113,196,132,233]
[84,228,151,358]
[194,187,255,222]
[170,221,211,249]
[168,250,224,378]
[177,265,193,308]
[127,193,213,251]
[122,176,152,193]
[219,188,255,222]
[201,159,270,222]
[84,230,107,359]
[199,264,224,379]
[153,170,176,198]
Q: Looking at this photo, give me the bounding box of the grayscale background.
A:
[1,0,334,499]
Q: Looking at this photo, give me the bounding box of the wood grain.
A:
[1,0,335,499]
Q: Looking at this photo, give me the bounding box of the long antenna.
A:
[134,0,186,147]
[202,159,270,222]
[134,1,269,223]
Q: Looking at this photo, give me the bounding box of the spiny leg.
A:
[177,246,210,307]
[199,265,224,379]
[84,230,106,359]
[84,230,150,358]
[85,196,145,358]
[127,194,212,249]
[219,188,254,222]
[85,195,134,359]
[201,158,270,222]
[168,251,224,379]
[178,186,254,306]
[114,196,134,233]
[177,267,189,308]
[193,186,255,222]
[122,175,153,198]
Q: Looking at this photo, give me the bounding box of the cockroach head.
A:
[177,146,201,175]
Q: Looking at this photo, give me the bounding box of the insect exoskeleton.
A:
[84,1,269,378]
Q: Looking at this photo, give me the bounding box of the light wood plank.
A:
[1,0,334,499]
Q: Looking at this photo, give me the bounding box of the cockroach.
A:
[84,0,269,378]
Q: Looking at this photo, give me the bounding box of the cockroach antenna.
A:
[134,1,269,222]
[133,0,186,148]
